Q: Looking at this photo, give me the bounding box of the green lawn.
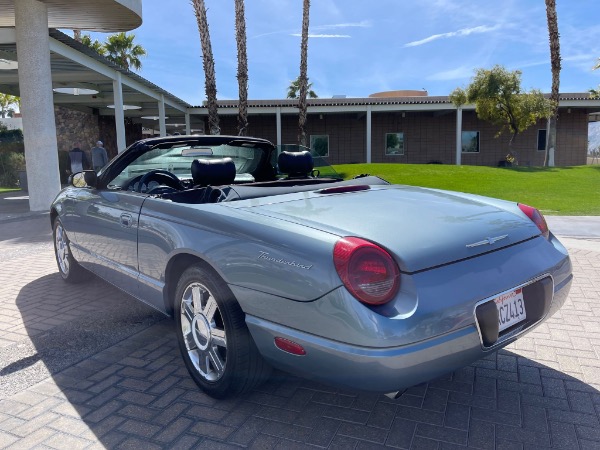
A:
[0,187,19,194]
[332,164,600,216]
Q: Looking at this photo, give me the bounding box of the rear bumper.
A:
[246,274,572,393]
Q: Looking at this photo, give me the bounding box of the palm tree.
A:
[235,0,248,136]
[192,0,220,135]
[104,32,147,71]
[591,58,600,99]
[297,0,311,146]
[0,93,18,118]
[287,76,318,99]
[81,34,107,56]
[544,0,561,167]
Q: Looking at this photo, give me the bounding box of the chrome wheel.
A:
[180,282,227,381]
[55,222,70,276]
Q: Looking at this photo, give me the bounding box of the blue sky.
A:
[80,0,600,106]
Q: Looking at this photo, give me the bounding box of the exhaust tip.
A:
[384,389,407,400]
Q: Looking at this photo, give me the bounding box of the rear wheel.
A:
[174,264,271,398]
[53,219,90,283]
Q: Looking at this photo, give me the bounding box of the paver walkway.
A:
[0,216,599,449]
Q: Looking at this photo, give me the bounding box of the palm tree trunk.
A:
[235,0,248,136]
[297,0,310,146]
[545,0,561,167]
[192,0,220,135]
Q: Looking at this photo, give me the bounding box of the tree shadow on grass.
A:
[1,272,599,448]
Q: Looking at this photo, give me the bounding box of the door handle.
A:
[120,213,133,228]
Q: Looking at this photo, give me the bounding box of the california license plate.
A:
[495,288,526,332]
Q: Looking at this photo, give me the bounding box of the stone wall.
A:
[54,106,143,163]
[54,105,100,155]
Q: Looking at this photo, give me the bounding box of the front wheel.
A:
[53,219,90,283]
[174,264,271,398]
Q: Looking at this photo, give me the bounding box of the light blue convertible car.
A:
[51,135,572,398]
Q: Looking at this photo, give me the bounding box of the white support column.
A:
[158,95,166,137]
[455,107,462,166]
[14,0,61,211]
[276,106,282,147]
[366,105,372,164]
[185,113,191,135]
[112,72,126,152]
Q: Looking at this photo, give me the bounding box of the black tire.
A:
[174,263,271,398]
[53,219,90,283]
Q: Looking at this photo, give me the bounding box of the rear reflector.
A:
[274,337,306,356]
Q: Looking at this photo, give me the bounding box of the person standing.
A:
[91,140,109,172]
[68,142,88,174]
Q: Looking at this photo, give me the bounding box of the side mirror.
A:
[71,170,97,188]
[83,170,97,187]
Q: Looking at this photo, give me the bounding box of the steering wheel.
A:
[137,169,184,193]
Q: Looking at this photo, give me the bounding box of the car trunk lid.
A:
[231,185,541,273]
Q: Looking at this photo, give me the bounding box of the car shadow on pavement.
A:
[3,272,600,449]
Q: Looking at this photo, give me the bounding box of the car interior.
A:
[159,150,389,204]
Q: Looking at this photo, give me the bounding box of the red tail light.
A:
[518,203,549,239]
[333,237,400,305]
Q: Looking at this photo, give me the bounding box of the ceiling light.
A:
[53,87,99,95]
[0,59,18,70]
[141,116,169,120]
[107,104,142,110]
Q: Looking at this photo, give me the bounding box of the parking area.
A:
[0,213,599,449]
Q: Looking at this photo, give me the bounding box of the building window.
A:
[310,135,329,157]
[537,129,547,151]
[461,131,480,153]
[385,133,405,155]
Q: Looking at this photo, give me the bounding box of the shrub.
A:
[0,128,23,144]
[0,151,25,187]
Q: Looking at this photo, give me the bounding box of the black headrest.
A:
[278,151,314,177]
[191,158,236,186]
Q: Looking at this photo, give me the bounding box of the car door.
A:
[73,186,145,297]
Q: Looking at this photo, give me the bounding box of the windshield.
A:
[109,143,265,187]
[274,144,340,179]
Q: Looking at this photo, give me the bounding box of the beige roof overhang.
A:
[189,94,600,122]
[0,0,142,31]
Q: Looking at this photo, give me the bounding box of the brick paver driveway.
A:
[0,216,599,449]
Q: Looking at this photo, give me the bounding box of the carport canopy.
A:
[0,28,198,139]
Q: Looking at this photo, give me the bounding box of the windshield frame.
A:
[96,135,276,190]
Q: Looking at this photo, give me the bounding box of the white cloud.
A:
[313,20,372,30]
[253,21,370,39]
[290,33,351,39]
[404,25,500,48]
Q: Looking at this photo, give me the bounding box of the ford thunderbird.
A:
[50,135,572,398]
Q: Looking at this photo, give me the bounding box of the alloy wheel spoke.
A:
[199,352,210,376]
[208,347,225,375]
[203,297,218,322]
[182,300,195,324]
[191,285,202,313]
[183,329,197,351]
[211,328,226,347]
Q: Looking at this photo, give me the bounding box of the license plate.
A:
[495,288,526,332]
